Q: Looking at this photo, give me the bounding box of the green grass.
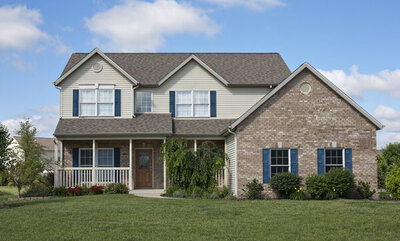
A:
[0,186,21,203]
[0,186,399,241]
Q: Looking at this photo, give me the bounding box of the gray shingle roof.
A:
[13,136,55,151]
[173,119,235,136]
[54,115,235,137]
[54,114,173,137]
[60,53,290,86]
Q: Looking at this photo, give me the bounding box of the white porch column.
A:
[92,139,96,186]
[224,138,229,186]
[54,139,59,187]
[194,139,197,152]
[163,137,167,190]
[129,139,133,191]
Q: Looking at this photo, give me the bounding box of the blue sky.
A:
[0,0,399,148]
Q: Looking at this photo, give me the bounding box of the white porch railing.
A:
[58,167,130,187]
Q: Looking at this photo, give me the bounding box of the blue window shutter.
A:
[210,91,216,117]
[114,148,120,183]
[345,148,352,172]
[115,89,121,116]
[169,91,175,117]
[73,90,79,116]
[290,149,298,175]
[317,149,325,175]
[72,148,79,167]
[262,148,271,183]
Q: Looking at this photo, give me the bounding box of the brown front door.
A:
[135,149,152,187]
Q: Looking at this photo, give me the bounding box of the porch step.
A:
[130,189,165,198]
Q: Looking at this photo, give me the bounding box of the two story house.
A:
[53,48,383,196]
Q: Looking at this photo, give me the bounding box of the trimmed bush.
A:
[220,185,233,199]
[209,190,220,200]
[263,194,270,200]
[385,164,400,200]
[68,186,83,196]
[105,183,129,194]
[270,172,302,199]
[52,187,68,197]
[325,168,355,198]
[90,185,104,194]
[324,189,339,200]
[191,186,204,198]
[242,179,264,200]
[172,189,187,198]
[356,181,376,199]
[305,174,329,200]
[22,186,52,197]
[165,185,180,196]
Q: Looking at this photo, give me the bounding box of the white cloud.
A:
[319,65,400,99]
[85,0,219,52]
[1,105,59,137]
[203,0,285,11]
[0,5,71,55]
[374,105,400,148]
[378,132,400,149]
[0,5,48,50]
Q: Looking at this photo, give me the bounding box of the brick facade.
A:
[235,69,377,198]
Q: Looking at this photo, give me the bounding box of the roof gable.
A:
[230,62,384,130]
[54,48,138,86]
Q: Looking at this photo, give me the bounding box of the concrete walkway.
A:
[130,189,165,198]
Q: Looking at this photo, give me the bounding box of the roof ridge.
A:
[71,52,282,55]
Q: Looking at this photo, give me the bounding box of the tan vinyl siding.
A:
[60,54,133,118]
[226,134,237,195]
[137,60,270,119]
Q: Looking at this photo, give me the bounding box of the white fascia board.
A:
[157,55,230,86]
[54,48,138,86]
[230,62,384,130]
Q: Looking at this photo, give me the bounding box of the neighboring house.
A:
[12,136,58,173]
[53,48,383,196]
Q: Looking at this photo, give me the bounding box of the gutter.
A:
[132,85,140,118]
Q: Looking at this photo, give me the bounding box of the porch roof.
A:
[54,114,173,137]
[173,119,235,136]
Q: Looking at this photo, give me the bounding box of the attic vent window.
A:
[300,82,312,95]
[92,63,103,73]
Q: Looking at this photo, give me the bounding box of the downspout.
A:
[132,85,139,118]
[54,85,62,119]
[227,127,238,196]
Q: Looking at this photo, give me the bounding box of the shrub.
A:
[53,187,68,197]
[209,190,220,200]
[305,174,329,200]
[172,189,187,198]
[356,181,376,199]
[378,191,392,200]
[385,164,400,200]
[105,183,129,194]
[191,186,204,198]
[324,188,339,200]
[270,172,302,199]
[263,194,270,200]
[242,179,264,200]
[325,168,355,198]
[289,187,306,200]
[90,185,104,194]
[165,185,180,196]
[22,186,52,197]
[68,186,83,196]
[220,185,233,199]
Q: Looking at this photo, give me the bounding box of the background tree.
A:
[0,124,12,185]
[7,120,44,197]
[378,143,400,188]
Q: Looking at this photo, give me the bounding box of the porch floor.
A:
[130,189,165,198]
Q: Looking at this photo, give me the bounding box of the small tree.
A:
[385,164,400,200]
[191,141,226,191]
[7,120,44,197]
[378,143,400,188]
[0,124,12,185]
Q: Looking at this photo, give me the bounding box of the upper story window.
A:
[135,91,152,113]
[176,91,209,117]
[325,149,344,173]
[80,85,114,116]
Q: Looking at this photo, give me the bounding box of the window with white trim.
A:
[79,149,93,167]
[271,149,289,177]
[325,149,344,173]
[135,91,152,113]
[176,91,209,117]
[97,148,113,167]
[80,85,114,116]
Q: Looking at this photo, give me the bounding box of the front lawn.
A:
[0,186,399,240]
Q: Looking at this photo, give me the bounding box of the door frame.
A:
[134,148,154,188]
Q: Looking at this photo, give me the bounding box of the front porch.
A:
[54,137,227,190]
